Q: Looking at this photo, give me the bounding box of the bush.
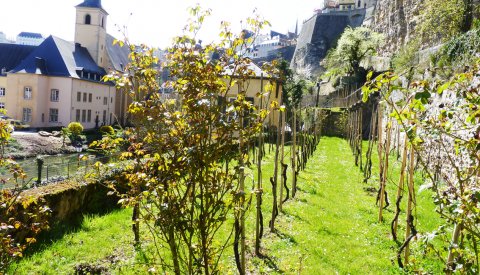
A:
[67,122,83,137]
[99,125,114,136]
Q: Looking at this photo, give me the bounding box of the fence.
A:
[320,87,363,109]
[0,153,121,190]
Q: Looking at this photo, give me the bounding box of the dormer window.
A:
[85,14,91,25]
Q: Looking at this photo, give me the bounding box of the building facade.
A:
[16,32,45,46]
[0,0,129,129]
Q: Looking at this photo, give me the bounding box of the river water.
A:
[0,153,101,189]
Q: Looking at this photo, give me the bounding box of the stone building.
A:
[0,0,129,129]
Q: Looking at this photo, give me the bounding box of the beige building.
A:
[222,63,283,128]
[0,0,129,129]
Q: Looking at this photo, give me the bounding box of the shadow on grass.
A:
[257,252,285,274]
[23,207,123,258]
[274,229,298,245]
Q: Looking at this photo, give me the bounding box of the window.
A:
[50,89,59,102]
[82,110,86,122]
[102,110,107,124]
[103,97,107,105]
[83,93,87,102]
[77,92,81,102]
[0,87,5,97]
[49,108,58,122]
[22,108,32,122]
[76,109,81,122]
[24,87,32,100]
[88,93,92,102]
[111,97,113,103]
[87,110,91,122]
[85,14,91,25]
[0,102,5,109]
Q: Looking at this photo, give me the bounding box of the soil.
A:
[7,132,78,159]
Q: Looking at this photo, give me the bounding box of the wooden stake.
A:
[292,108,297,198]
[379,119,392,222]
[392,135,409,239]
[377,103,385,222]
[404,145,415,264]
[279,110,286,212]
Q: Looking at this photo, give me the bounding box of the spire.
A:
[295,19,298,36]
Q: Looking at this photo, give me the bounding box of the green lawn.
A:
[9,137,442,274]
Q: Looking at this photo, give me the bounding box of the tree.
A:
[322,27,384,85]
[100,6,276,274]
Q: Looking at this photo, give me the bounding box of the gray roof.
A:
[17,32,43,39]
[106,34,130,72]
[76,0,102,9]
[0,43,36,75]
[76,0,108,14]
[11,35,105,79]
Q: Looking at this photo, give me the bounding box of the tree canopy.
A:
[322,27,383,86]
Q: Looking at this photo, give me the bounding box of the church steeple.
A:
[74,0,108,68]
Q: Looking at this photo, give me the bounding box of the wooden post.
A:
[446,223,463,274]
[270,104,282,232]
[393,135,409,238]
[379,120,391,222]
[404,145,415,264]
[255,78,264,256]
[279,110,286,212]
[238,100,246,273]
[291,108,297,198]
[377,103,385,222]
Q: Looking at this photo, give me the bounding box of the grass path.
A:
[255,137,399,274]
[10,137,441,274]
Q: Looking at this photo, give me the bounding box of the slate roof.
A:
[17,32,43,39]
[106,34,130,72]
[76,0,108,14]
[76,0,103,9]
[11,35,105,79]
[0,43,36,75]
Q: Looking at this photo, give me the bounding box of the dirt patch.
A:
[8,132,78,159]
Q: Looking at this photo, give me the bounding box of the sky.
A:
[0,0,322,48]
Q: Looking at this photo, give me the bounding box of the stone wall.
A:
[371,0,421,54]
[21,180,120,225]
[291,9,366,76]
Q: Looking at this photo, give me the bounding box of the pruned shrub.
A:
[99,125,114,136]
[67,122,83,137]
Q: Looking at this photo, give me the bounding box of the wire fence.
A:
[320,87,363,109]
[0,153,121,190]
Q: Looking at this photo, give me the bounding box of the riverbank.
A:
[6,132,78,159]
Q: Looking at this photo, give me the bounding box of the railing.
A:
[0,153,121,190]
[320,87,363,109]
